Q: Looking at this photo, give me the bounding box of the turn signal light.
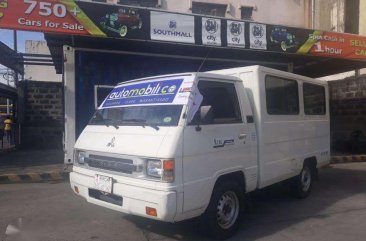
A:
[163,160,175,170]
[146,207,157,217]
[74,186,79,194]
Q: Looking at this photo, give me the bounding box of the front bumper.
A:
[70,170,177,222]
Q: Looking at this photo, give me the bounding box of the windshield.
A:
[89,105,183,127]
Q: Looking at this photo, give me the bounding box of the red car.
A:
[100,8,142,37]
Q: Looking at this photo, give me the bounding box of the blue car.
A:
[270,27,298,51]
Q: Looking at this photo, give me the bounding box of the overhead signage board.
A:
[297,30,366,60]
[1,0,366,61]
[202,17,221,46]
[227,20,245,48]
[249,23,267,50]
[150,11,195,43]
[0,0,105,36]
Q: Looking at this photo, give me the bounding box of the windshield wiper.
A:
[99,118,119,130]
[122,119,160,131]
[122,118,147,123]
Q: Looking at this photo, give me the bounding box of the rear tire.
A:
[203,181,244,240]
[291,164,314,198]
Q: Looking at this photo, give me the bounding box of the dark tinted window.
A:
[265,75,299,115]
[192,2,227,17]
[191,80,242,125]
[95,86,114,108]
[118,0,158,7]
[241,6,254,20]
[303,83,326,115]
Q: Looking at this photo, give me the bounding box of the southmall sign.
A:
[1,0,366,61]
[150,11,195,43]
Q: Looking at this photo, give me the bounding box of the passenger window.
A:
[191,80,242,125]
[303,83,326,115]
[265,75,299,115]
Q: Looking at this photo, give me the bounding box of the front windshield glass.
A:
[89,105,183,127]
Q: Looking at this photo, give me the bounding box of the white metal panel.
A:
[209,66,330,188]
[182,77,254,212]
[64,46,76,164]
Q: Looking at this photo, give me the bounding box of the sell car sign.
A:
[0,0,106,36]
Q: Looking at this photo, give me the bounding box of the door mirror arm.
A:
[194,105,213,132]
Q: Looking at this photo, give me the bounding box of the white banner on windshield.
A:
[151,11,195,43]
[101,76,202,109]
[249,23,267,50]
[100,75,203,122]
[227,20,245,48]
[202,17,221,46]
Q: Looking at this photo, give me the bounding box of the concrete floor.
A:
[1,163,366,241]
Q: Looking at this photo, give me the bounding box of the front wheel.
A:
[280,41,287,51]
[203,181,244,240]
[291,164,314,198]
[119,25,128,37]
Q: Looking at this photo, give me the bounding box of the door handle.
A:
[238,134,247,140]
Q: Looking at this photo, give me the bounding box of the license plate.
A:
[94,174,113,193]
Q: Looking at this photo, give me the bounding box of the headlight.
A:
[146,159,174,182]
[76,151,87,164]
[147,159,162,178]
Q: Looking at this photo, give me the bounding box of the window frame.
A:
[265,75,300,115]
[191,1,227,17]
[240,6,254,20]
[117,0,159,8]
[189,79,243,125]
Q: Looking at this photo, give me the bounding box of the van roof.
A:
[117,71,240,85]
[117,65,326,86]
[208,65,327,86]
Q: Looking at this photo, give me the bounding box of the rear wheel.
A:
[203,181,244,240]
[291,164,314,198]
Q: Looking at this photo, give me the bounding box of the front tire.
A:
[203,181,244,240]
[281,41,287,51]
[291,164,314,198]
[120,25,128,37]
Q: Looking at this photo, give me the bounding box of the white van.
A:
[70,66,330,239]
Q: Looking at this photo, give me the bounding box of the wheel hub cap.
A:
[216,191,239,229]
[301,168,311,192]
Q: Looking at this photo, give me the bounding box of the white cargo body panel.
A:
[210,66,330,188]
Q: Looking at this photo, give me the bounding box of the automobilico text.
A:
[108,83,177,99]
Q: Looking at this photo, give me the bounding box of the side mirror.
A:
[200,105,213,124]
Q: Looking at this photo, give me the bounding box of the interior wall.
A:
[329,75,366,153]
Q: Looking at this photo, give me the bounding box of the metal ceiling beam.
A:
[21,62,55,66]
[0,41,24,74]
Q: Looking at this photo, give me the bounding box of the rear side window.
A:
[192,80,242,124]
[265,75,299,115]
[303,83,326,115]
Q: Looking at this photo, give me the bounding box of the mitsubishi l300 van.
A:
[70,66,330,239]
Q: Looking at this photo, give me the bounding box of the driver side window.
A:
[191,80,242,125]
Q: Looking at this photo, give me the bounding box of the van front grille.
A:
[85,155,136,174]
